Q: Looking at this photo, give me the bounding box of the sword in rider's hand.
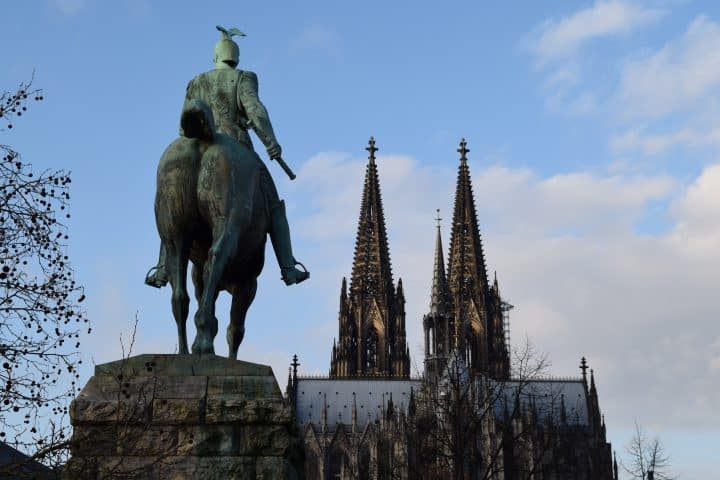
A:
[270,155,296,180]
[245,119,297,180]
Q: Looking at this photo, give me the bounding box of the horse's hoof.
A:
[191,346,215,355]
[144,266,169,288]
[191,338,215,355]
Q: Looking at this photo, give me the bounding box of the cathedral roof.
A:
[294,377,590,429]
[496,379,590,426]
[295,378,421,429]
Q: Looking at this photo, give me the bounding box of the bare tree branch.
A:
[622,421,676,480]
[0,78,88,476]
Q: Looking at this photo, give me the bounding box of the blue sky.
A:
[2,1,719,476]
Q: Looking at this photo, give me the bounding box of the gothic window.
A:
[359,444,371,480]
[428,327,435,355]
[365,274,378,297]
[366,328,379,371]
[462,275,472,297]
[436,323,444,354]
[327,443,350,480]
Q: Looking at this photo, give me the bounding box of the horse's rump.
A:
[191,135,268,283]
[155,137,202,240]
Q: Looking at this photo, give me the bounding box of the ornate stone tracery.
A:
[330,138,410,379]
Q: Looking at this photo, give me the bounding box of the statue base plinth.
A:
[65,354,301,479]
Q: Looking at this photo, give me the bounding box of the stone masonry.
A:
[65,354,301,479]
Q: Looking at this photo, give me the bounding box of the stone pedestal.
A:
[66,354,301,479]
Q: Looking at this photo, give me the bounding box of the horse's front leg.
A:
[228,278,258,360]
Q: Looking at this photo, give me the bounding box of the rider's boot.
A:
[269,200,310,286]
[144,244,169,288]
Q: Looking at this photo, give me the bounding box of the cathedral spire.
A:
[349,136,394,303]
[340,277,348,307]
[430,209,451,315]
[447,137,490,297]
[321,393,328,433]
[424,208,454,381]
[613,451,619,480]
[330,137,410,378]
[446,138,492,375]
[580,357,588,385]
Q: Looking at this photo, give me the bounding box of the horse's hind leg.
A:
[165,241,190,354]
[228,278,258,360]
[191,263,205,304]
[193,223,240,355]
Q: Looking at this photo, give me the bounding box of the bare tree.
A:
[66,315,179,479]
[622,421,676,480]
[0,77,88,476]
[415,337,556,480]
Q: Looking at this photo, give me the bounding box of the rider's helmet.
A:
[214,26,245,69]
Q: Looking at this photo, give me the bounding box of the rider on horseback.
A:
[146,26,310,288]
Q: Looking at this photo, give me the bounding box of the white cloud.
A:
[471,166,675,235]
[611,125,720,155]
[669,163,720,252]
[530,1,665,64]
[612,128,689,155]
[617,15,720,119]
[544,64,581,90]
[475,164,718,429]
[528,2,664,116]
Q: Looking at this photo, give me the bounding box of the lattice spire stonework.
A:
[423,209,454,380]
[349,136,394,304]
[430,209,451,315]
[330,137,410,378]
[447,138,490,298]
[445,138,510,378]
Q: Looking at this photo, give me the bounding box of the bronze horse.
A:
[154,99,267,357]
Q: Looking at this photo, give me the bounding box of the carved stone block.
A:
[66,354,300,479]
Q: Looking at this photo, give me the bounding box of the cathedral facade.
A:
[287,138,616,480]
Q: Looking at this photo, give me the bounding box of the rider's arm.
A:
[238,71,281,158]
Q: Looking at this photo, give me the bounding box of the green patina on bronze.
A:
[146,26,309,357]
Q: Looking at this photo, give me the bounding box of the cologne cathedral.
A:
[286,138,617,479]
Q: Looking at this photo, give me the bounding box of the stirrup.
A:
[281,259,310,286]
[144,266,168,289]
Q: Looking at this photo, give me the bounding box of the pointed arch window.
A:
[428,326,435,355]
[366,328,379,371]
[465,332,474,366]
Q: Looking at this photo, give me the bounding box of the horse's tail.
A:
[180,98,216,143]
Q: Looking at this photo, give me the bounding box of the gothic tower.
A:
[444,138,510,379]
[330,137,410,378]
[423,210,453,381]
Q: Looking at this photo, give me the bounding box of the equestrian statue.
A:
[145,26,309,357]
